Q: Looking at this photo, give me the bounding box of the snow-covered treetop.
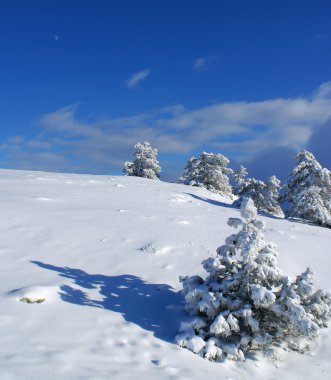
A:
[232,165,248,188]
[123,141,161,180]
[290,150,323,184]
[239,197,258,223]
[295,150,322,169]
[180,151,233,197]
[284,150,331,226]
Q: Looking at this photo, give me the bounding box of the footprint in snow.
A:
[114,183,124,188]
[139,243,171,255]
[151,357,167,367]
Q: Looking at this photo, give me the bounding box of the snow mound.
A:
[9,285,59,303]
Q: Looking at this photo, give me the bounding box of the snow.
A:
[0,169,330,379]
[249,284,276,307]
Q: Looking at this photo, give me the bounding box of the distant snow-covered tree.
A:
[235,175,283,217]
[232,165,248,195]
[123,141,161,179]
[180,152,233,197]
[283,150,331,226]
[176,198,331,361]
[262,175,284,217]
[236,177,266,210]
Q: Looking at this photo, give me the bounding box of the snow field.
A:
[0,169,330,379]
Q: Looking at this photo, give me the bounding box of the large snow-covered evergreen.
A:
[176,198,330,361]
[283,150,331,226]
[180,152,233,197]
[123,141,161,179]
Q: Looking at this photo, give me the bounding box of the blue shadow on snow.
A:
[186,192,236,209]
[31,261,184,343]
[186,192,286,221]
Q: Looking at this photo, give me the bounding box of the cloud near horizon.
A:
[125,69,151,88]
[1,82,331,179]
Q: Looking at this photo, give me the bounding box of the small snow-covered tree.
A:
[180,152,233,197]
[176,198,330,361]
[262,175,284,217]
[283,150,331,226]
[232,165,248,195]
[123,141,161,179]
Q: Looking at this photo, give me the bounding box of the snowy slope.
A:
[0,169,330,380]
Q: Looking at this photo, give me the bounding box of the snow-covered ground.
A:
[0,169,330,380]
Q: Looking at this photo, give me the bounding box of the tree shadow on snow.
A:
[31,261,184,343]
[186,193,236,209]
[187,193,289,222]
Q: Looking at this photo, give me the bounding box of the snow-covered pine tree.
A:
[235,176,283,217]
[283,150,331,226]
[180,156,200,186]
[176,198,331,361]
[236,177,266,210]
[232,165,248,195]
[180,152,233,197]
[262,175,284,217]
[123,141,161,179]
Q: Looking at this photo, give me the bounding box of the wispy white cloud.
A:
[2,83,331,176]
[193,56,216,72]
[125,69,151,88]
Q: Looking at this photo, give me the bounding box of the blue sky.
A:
[0,0,331,181]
